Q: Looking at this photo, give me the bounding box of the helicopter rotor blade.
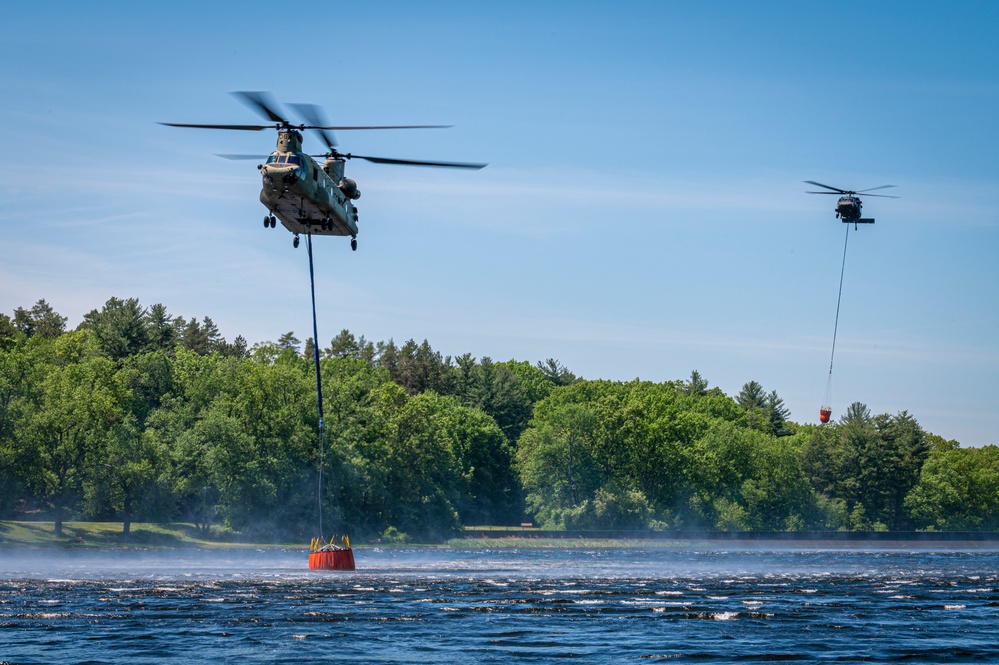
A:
[347,154,487,169]
[231,91,289,125]
[159,122,273,131]
[216,154,269,160]
[289,103,339,151]
[805,191,843,195]
[803,180,849,194]
[859,193,900,199]
[312,124,453,130]
[857,184,897,193]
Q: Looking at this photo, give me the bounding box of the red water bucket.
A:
[308,548,355,571]
[819,408,832,424]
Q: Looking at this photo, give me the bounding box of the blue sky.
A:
[2,1,997,446]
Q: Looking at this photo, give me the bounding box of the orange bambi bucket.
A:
[308,537,355,571]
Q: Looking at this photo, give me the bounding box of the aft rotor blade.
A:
[316,124,453,130]
[232,91,289,124]
[289,103,339,150]
[803,180,848,194]
[159,122,273,131]
[857,185,896,193]
[348,154,487,169]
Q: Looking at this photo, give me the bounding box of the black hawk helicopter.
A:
[804,181,899,229]
[161,92,486,250]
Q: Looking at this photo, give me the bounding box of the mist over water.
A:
[2,547,998,663]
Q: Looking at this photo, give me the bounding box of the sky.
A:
[1,1,997,446]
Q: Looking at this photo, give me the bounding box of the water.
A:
[2,546,998,663]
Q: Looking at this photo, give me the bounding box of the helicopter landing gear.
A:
[293,234,300,249]
[350,237,357,252]
[265,215,276,228]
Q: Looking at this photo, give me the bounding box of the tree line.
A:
[1,298,996,542]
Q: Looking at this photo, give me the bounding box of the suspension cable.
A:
[306,232,326,539]
[828,224,851,377]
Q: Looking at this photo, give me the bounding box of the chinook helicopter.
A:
[161,92,486,250]
[804,181,899,229]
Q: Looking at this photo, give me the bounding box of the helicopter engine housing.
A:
[338,178,361,200]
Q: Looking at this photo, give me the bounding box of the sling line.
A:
[306,232,326,540]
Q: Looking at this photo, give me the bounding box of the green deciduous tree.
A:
[905,443,999,531]
[21,339,119,535]
[517,401,600,528]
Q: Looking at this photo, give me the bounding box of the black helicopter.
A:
[161,92,486,250]
[805,181,899,228]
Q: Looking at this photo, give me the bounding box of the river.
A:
[2,546,997,663]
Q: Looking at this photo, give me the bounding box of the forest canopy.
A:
[1,298,996,542]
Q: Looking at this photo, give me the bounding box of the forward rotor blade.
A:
[348,154,487,169]
[159,122,272,131]
[232,91,289,124]
[803,180,848,194]
[289,103,338,150]
[217,154,269,160]
[857,184,896,193]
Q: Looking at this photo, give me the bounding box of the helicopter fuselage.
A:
[835,195,873,224]
[258,130,359,239]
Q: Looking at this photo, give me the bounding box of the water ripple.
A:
[2,548,998,662]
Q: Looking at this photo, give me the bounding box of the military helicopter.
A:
[161,92,486,250]
[804,181,899,229]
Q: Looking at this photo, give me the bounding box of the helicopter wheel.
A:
[293,235,300,249]
[269,215,277,228]
[351,238,357,252]
[263,215,270,228]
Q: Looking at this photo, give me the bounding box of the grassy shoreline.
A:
[0,521,299,549]
[0,522,683,550]
[4,521,999,550]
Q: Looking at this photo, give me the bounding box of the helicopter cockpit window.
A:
[264,155,302,166]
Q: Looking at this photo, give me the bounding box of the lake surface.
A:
[2,546,998,663]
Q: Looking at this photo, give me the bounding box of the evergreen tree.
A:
[684,369,710,396]
[201,317,223,352]
[328,329,359,358]
[81,297,149,360]
[537,358,577,386]
[215,335,248,358]
[144,303,176,353]
[277,331,301,354]
[178,317,209,354]
[13,299,67,339]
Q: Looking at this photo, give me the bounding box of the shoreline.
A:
[4,521,999,551]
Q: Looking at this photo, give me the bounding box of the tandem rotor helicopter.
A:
[804,181,899,229]
[161,92,486,250]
